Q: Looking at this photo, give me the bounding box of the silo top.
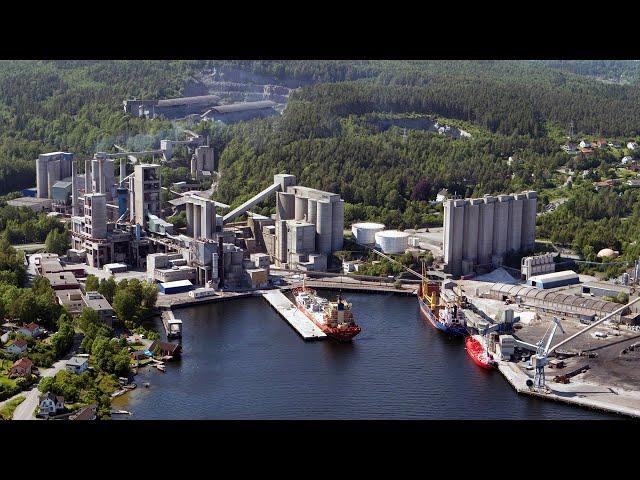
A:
[352,222,385,230]
[376,230,410,238]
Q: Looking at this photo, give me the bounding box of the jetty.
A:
[261,290,327,341]
[161,310,183,338]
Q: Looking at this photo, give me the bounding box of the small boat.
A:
[465,335,497,370]
[143,382,150,388]
[110,410,132,415]
[110,389,127,398]
[123,383,137,390]
[156,364,166,372]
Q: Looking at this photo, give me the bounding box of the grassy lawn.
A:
[0,395,25,420]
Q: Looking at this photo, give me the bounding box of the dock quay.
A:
[497,361,640,419]
[287,279,418,295]
[261,290,327,340]
[161,310,182,338]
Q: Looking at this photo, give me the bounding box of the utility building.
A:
[35,152,74,199]
[443,191,537,277]
[133,164,161,228]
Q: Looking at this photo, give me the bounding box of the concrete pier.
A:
[497,361,640,419]
[261,290,327,340]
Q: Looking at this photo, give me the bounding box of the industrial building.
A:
[527,270,580,289]
[443,191,537,277]
[123,95,221,119]
[191,146,216,180]
[521,253,555,280]
[201,101,278,123]
[487,282,638,324]
[36,152,74,199]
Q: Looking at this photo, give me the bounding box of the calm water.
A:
[113,292,612,419]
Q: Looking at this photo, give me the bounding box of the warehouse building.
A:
[123,95,221,119]
[487,282,638,324]
[159,279,194,295]
[443,191,537,277]
[201,101,278,123]
[527,270,580,289]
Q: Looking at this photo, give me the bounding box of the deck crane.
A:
[531,316,565,392]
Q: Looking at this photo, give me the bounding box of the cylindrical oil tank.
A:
[295,196,308,221]
[509,193,525,252]
[331,199,344,252]
[316,200,333,254]
[492,195,511,260]
[307,199,317,226]
[462,198,482,264]
[521,191,537,251]
[351,222,385,245]
[375,230,410,254]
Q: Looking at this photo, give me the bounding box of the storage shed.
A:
[159,279,194,295]
[527,270,580,289]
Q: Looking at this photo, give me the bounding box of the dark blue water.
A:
[113,292,613,419]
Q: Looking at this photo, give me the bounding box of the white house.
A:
[38,392,65,416]
[65,356,89,374]
[579,140,591,149]
[17,323,42,338]
[622,156,634,165]
[435,188,449,203]
[627,142,638,150]
[6,339,28,355]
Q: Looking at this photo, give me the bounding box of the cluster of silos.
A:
[375,230,410,254]
[443,191,537,276]
[352,222,385,245]
[36,152,74,199]
[87,153,115,201]
[274,185,345,269]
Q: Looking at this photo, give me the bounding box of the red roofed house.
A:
[9,358,33,378]
[18,323,43,338]
[6,339,28,355]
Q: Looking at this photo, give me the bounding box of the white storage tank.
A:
[375,230,410,254]
[351,222,385,245]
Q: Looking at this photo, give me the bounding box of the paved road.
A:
[11,357,69,420]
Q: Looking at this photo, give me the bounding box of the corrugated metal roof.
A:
[528,270,579,283]
[160,280,193,289]
[157,95,220,108]
[209,100,276,114]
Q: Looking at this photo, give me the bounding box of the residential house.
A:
[6,339,28,355]
[627,142,638,150]
[580,147,594,155]
[596,139,608,149]
[622,155,634,165]
[627,179,640,187]
[69,403,97,421]
[17,323,43,338]
[83,292,115,327]
[65,355,89,374]
[608,142,622,148]
[38,392,65,416]
[149,340,182,358]
[579,140,591,149]
[594,179,619,191]
[130,350,149,362]
[562,143,578,154]
[9,358,33,378]
[56,289,85,315]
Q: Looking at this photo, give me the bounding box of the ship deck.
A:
[261,290,327,341]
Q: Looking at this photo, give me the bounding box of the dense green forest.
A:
[2,60,640,277]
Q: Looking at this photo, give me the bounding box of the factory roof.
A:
[168,194,229,209]
[7,197,52,207]
[159,280,193,289]
[157,95,220,108]
[489,282,620,313]
[208,100,276,114]
[528,270,579,284]
[52,181,72,189]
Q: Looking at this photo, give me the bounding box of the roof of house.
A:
[12,339,28,348]
[149,340,181,355]
[69,403,97,420]
[23,323,40,331]
[40,392,64,403]
[66,356,89,367]
[12,357,33,369]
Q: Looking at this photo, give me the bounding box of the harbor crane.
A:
[531,316,564,391]
[529,295,640,393]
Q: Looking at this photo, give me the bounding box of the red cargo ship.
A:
[292,285,361,342]
[465,335,497,370]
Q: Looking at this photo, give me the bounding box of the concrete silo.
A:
[462,198,482,267]
[477,195,495,266]
[521,191,537,252]
[508,193,525,252]
[307,199,317,226]
[276,192,295,221]
[331,199,344,252]
[443,198,466,276]
[295,196,308,221]
[316,200,333,255]
[492,195,511,263]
